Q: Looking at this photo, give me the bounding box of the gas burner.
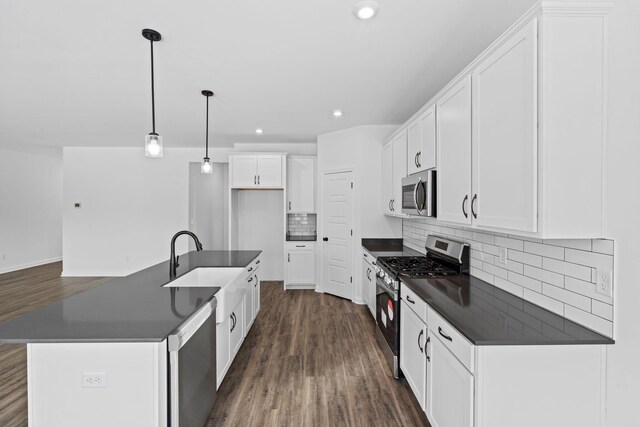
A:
[376,256,458,278]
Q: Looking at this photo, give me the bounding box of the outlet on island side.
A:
[596,269,613,298]
[82,372,108,388]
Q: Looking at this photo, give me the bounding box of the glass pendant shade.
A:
[201,157,212,174]
[145,133,164,158]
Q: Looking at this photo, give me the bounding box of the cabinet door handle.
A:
[471,194,478,219]
[289,201,291,211]
[418,151,422,167]
[418,329,424,353]
[364,253,368,258]
[255,274,258,287]
[406,295,415,304]
[248,267,253,272]
[462,195,468,218]
[258,175,260,185]
[248,276,253,282]
[255,260,261,264]
[296,245,305,248]
[254,175,257,185]
[414,152,419,168]
[230,313,236,332]
[391,199,395,211]
[366,268,371,280]
[288,253,290,262]
[438,326,452,342]
[322,237,328,242]
[426,336,431,362]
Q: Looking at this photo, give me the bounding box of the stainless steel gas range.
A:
[374,235,469,379]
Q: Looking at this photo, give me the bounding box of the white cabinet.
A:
[426,333,474,427]
[472,21,537,232]
[382,131,407,216]
[252,271,260,319]
[216,314,231,387]
[230,154,284,189]
[407,105,437,175]
[244,273,255,332]
[287,156,316,213]
[285,242,316,289]
[400,300,428,410]
[437,75,473,226]
[362,251,376,319]
[382,141,394,215]
[229,298,244,356]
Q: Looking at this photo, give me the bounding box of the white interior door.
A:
[321,170,354,300]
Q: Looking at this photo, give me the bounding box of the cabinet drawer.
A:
[286,242,316,251]
[362,249,376,266]
[401,282,427,324]
[428,307,475,373]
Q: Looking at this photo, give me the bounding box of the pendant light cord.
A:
[205,95,209,157]
[150,39,156,134]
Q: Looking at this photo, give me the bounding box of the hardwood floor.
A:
[0,262,110,427]
[0,264,429,426]
[209,282,430,427]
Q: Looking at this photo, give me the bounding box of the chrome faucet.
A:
[169,230,203,278]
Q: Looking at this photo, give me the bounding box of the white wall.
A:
[188,163,228,251]
[317,125,402,302]
[0,146,63,273]
[62,147,232,276]
[603,0,640,424]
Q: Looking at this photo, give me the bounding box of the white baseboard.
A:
[0,256,62,275]
[352,298,366,305]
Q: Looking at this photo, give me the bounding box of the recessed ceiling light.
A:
[333,110,343,118]
[354,1,379,20]
[255,128,264,135]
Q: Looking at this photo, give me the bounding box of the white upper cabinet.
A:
[392,130,408,212]
[437,76,472,226]
[472,21,537,233]
[407,105,437,176]
[230,154,284,189]
[382,140,394,215]
[287,156,316,213]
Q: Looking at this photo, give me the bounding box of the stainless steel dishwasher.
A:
[168,297,217,427]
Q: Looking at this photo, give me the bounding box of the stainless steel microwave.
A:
[401,169,436,216]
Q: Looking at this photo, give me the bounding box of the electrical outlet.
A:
[499,247,508,264]
[596,269,613,297]
[82,372,107,388]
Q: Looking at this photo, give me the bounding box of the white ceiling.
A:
[0,0,536,149]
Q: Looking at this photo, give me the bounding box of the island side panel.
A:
[474,344,605,427]
[28,341,167,427]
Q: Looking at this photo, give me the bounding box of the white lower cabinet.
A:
[244,268,260,333]
[285,242,316,289]
[216,313,231,387]
[400,300,427,410]
[362,251,376,319]
[252,271,260,321]
[230,299,244,356]
[426,333,474,427]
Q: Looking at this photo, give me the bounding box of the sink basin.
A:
[163,267,245,288]
[164,267,246,323]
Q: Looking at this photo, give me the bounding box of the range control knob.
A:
[384,276,393,286]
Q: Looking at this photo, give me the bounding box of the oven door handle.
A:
[413,179,423,215]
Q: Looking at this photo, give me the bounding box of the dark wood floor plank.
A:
[210,282,430,427]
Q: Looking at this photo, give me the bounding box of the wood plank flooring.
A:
[0,262,110,427]
[0,263,429,426]
[209,282,430,427]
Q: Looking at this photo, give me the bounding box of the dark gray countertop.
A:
[361,238,422,258]
[0,250,261,344]
[401,275,614,346]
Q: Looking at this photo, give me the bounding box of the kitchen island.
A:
[0,250,262,427]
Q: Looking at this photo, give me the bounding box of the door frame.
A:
[317,167,358,302]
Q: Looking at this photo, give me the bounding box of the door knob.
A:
[323,237,329,242]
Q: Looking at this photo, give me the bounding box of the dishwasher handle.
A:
[168,298,217,351]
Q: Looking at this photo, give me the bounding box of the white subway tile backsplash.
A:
[542,257,592,282]
[524,241,565,260]
[592,239,614,255]
[508,271,542,293]
[564,305,613,337]
[592,300,613,321]
[565,248,613,271]
[508,250,543,268]
[523,265,564,288]
[495,236,524,251]
[542,283,591,311]
[523,289,564,316]
[402,218,615,337]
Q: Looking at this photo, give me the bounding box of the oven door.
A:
[376,277,399,358]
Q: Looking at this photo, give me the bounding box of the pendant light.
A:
[201,90,214,174]
[142,29,163,158]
